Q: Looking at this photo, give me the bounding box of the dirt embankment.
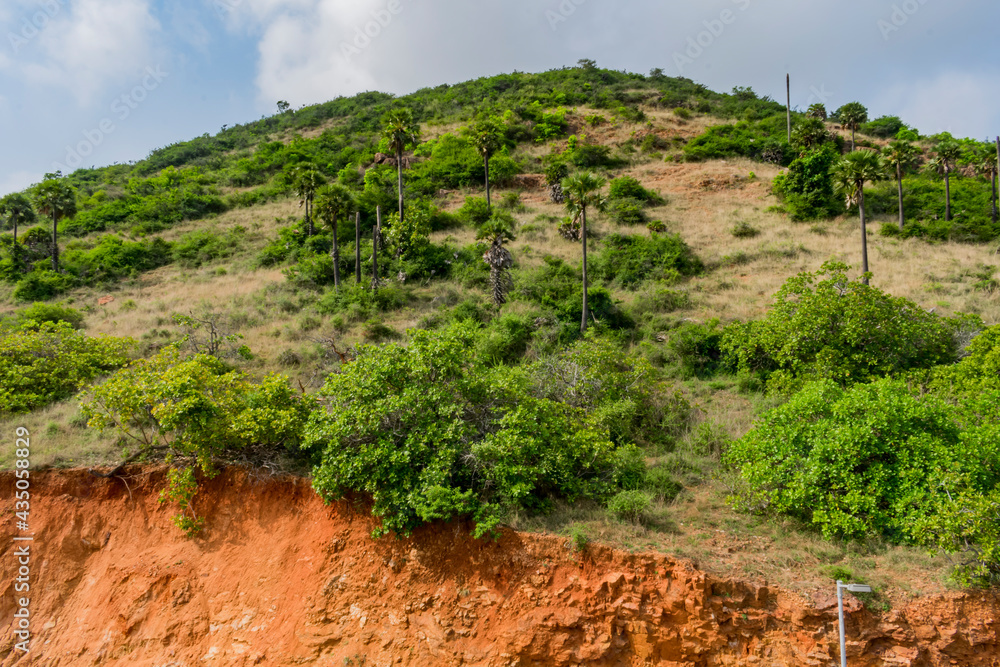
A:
[0,468,998,666]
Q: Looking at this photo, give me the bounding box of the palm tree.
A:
[292,164,324,236]
[929,139,962,222]
[833,150,886,284]
[0,193,36,270]
[34,178,77,273]
[806,103,828,120]
[836,102,868,152]
[970,143,999,223]
[381,108,420,223]
[791,117,832,151]
[881,140,921,231]
[477,213,516,308]
[314,184,355,289]
[561,172,607,333]
[467,117,504,211]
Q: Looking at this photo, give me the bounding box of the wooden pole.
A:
[786,73,791,144]
[355,211,361,284]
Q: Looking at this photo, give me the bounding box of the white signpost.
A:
[836,580,872,667]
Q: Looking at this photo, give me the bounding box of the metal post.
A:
[837,581,847,667]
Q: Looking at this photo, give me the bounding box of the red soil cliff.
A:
[0,467,998,666]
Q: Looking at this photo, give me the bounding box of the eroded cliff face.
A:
[0,467,997,666]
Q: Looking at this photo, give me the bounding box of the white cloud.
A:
[874,70,1000,140]
[226,0,400,106]
[19,0,161,104]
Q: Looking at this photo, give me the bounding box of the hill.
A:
[1,64,999,608]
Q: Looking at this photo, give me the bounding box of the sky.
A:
[0,0,998,196]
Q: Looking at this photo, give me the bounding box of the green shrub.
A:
[316,282,412,319]
[456,196,492,227]
[722,262,959,392]
[18,302,84,329]
[303,323,621,538]
[730,220,760,238]
[607,197,648,226]
[612,444,647,490]
[608,176,662,204]
[173,227,246,267]
[1,321,133,414]
[643,465,683,502]
[607,490,652,524]
[475,313,533,365]
[665,320,724,379]
[591,233,702,289]
[725,378,1000,587]
[772,147,844,221]
[13,271,73,302]
[930,324,1000,396]
[684,117,794,165]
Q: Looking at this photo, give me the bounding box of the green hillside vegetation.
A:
[2,63,999,595]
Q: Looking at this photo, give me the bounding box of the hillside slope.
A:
[1,467,998,667]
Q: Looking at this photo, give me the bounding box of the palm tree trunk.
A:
[306,199,314,236]
[896,163,905,231]
[991,171,998,224]
[944,168,952,222]
[355,211,361,284]
[51,215,59,273]
[580,205,589,334]
[850,129,856,152]
[396,149,404,223]
[372,206,380,290]
[859,186,869,285]
[484,155,491,212]
[331,214,341,289]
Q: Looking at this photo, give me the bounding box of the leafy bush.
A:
[456,196,492,227]
[17,302,84,329]
[83,346,315,532]
[13,271,72,302]
[61,235,173,284]
[865,175,997,243]
[643,465,683,502]
[607,490,652,524]
[529,335,691,449]
[173,227,246,267]
[591,233,702,288]
[1,321,133,414]
[475,313,534,365]
[607,197,648,226]
[772,146,844,221]
[722,263,959,392]
[730,220,759,238]
[683,117,794,165]
[303,323,622,538]
[930,324,1000,396]
[665,320,724,379]
[725,378,1000,585]
[862,115,906,139]
[608,175,662,204]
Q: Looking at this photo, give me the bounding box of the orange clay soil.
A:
[0,467,998,667]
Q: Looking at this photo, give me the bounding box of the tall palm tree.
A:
[477,214,516,307]
[314,184,356,289]
[836,102,868,152]
[929,139,962,222]
[970,143,999,223]
[0,193,36,270]
[833,150,886,285]
[292,164,324,236]
[561,172,607,333]
[467,117,504,211]
[34,178,76,273]
[881,140,921,231]
[381,108,420,223]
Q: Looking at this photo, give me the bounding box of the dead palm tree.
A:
[881,140,921,231]
[381,108,420,223]
[314,184,355,289]
[561,172,607,332]
[833,150,886,284]
[33,178,77,273]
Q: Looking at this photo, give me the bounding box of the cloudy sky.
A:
[0,0,997,195]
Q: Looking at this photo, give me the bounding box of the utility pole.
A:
[786,73,792,143]
[372,206,380,290]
